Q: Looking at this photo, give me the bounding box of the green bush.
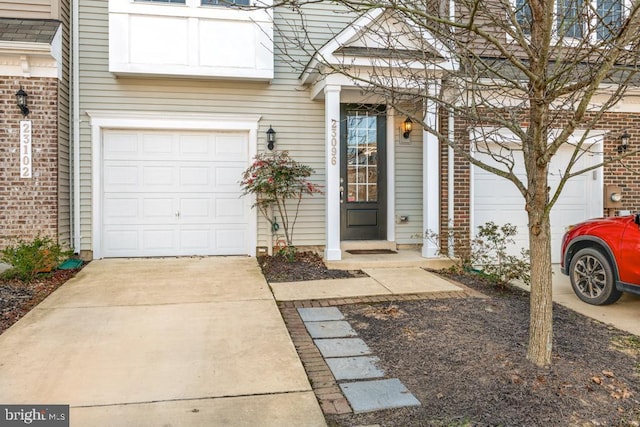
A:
[426,222,531,287]
[1,236,73,282]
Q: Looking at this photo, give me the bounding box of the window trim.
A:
[512,0,629,43]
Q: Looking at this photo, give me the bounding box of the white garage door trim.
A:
[87,111,260,259]
[470,128,604,263]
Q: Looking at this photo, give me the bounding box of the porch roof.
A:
[0,18,60,44]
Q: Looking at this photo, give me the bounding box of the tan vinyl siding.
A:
[395,119,424,245]
[0,0,58,19]
[57,0,71,246]
[77,3,359,252]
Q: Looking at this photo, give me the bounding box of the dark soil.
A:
[258,251,364,282]
[0,266,85,335]
[260,255,640,426]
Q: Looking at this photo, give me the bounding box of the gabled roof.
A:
[301,8,457,85]
[0,18,60,44]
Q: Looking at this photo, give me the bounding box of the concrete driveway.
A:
[0,257,326,426]
[552,265,640,336]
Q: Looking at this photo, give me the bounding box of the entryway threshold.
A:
[325,249,453,270]
[270,267,466,302]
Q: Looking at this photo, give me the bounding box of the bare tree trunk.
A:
[526,188,553,367]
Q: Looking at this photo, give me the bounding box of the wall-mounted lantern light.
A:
[402,117,413,139]
[266,125,276,151]
[15,87,29,117]
[618,130,630,153]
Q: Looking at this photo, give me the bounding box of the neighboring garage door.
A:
[473,142,602,263]
[101,130,250,257]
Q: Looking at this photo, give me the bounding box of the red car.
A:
[560,214,640,305]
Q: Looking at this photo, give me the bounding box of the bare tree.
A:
[269,0,640,366]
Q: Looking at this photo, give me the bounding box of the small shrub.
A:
[426,222,531,287]
[1,236,73,282]
[240,151,323,259]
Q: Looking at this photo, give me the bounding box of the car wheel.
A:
[569,248,622,305]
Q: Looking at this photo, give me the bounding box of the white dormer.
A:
[108,0,273,80]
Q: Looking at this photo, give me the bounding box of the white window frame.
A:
[512,0,630,43]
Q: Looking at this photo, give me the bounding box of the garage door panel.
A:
[143,198,176,220]
[216,228,247,251]
[143,166,176,186]
[179,134,212,156]
[104,133,139,159]
[104,197,139,222]
[104,165,139,186]
[179,228,212,251]
[179,166,212,187]
[215,197,245,220]
[102,130,250,257]
[103,229,139,252]
[142,134,173,156]
[180,198,212,221]
[473,141,601,263]
[142,228,176,251]
[214,134,249,159]
[215,166,245,189]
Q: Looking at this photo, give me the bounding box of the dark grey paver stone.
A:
[340,379,421,413]
[298,307,344,322]
[314,338,372,358]
[325,356,384,380]
[304,321,357,339]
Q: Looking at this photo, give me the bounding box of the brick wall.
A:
[437,110,640,254]
[0,78,59,250]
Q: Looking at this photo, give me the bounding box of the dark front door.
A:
[340,105,386,240]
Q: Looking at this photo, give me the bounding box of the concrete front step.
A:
[326,249,454,270]
[339,241,397,251]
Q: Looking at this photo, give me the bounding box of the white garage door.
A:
[101,130,250,257]
[473,142,602,263]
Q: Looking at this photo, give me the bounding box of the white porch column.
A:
[422,81,441,258]
[324,85,342,260]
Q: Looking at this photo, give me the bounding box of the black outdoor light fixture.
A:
[15,87,29,117]
[402,117,413,139]
[266,125,276,150]
[618,130,630,153]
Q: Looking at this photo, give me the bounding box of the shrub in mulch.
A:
[1,265,85,335]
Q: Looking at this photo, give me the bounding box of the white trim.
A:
[87,110,260,259]
[422,81,441,258]
[0,27,63,79]
[324,86,342,261]
[386,107,396,243]
[72,0,81,252]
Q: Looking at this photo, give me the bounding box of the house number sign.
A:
[20,120,32,178]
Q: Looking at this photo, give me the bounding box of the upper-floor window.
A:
[136,0,186,3]
[201,0,250,5]
[135,0,250,4]
[515,0,626,41]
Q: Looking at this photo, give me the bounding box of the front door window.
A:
[340,105,386,240]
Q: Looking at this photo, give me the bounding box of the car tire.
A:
[569,247,623,305]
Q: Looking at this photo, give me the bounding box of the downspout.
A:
[72,0,80,253]
[448,109,454,257]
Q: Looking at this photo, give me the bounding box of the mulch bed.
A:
[0,266,85,335]
[260,255,640,426]
[258,251,364,282]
